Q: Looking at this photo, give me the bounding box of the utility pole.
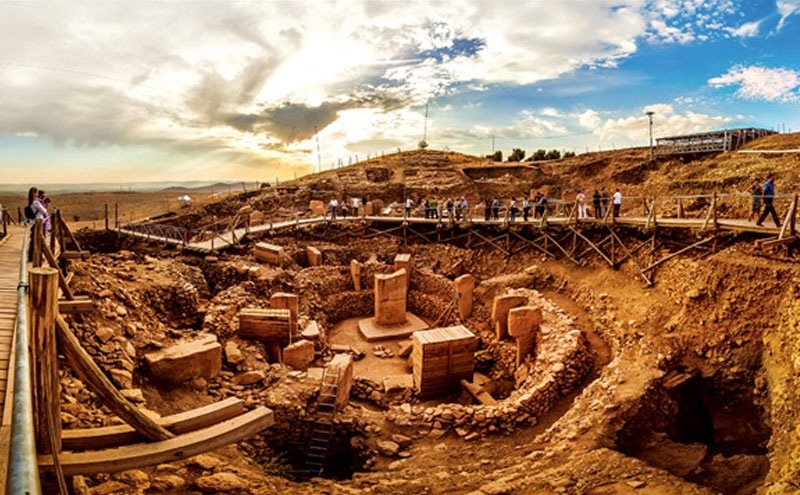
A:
[423,100,429,143]
[646,111,655,161]
[314,125,322,171]
[492,135,495,153]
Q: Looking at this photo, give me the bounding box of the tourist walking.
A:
[491,198,500,220]
[522,197,531,222]
[329,197,339,219]
[458,197,469,221]
[748,180,761,222]
[483,198,491,221]
[575,190,588,219]
[756,174,781,227]
[592,190,602,219]
[24,187,38,224]
[431,197,439,219]
[535,192,547,219]
[446,198,454,219]
[509,198,518,222]
[612,189,622,218]
[33,189,50,231]
[601,187,611,217]
[423,198,431,219]
[352,196,360,216]
[405,197,414,218]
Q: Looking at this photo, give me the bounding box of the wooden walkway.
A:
[119,213,787,255]
[0,226,24,491]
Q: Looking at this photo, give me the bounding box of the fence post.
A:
[29,267,61,455]
[33,219,44,268]
[104,204,109,231]
[114,203,119,230]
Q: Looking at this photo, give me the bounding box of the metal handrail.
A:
[6,225,42,494]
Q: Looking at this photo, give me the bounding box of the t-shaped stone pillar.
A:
[491,294,527,340]
[393,253,412,289]
[508,306,542,367]
[374,269,408,326]
[454,274,475,320]
[270,292,298,336]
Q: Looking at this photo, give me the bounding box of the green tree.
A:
[545,149,561,160]
[486,150,503,162]
[531,149,547,161]
[563,150,576,158]
[508,148,526,161]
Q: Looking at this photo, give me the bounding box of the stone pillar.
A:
[283,340,315,370]
[307,246,323,266]
[254,242,286,266]
[324,353,354,411]
[270,293,298,336]
[491,294,527,340]
[393,253,412,288]
[309,200,325,216]
[350,260,361,291]
[508,306,542,367]
[454,274,475,320]
[374,269,408,326]
[365,201,374,216]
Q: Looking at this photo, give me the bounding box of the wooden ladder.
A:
[299,367,339,479]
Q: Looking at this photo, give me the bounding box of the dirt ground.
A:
[54,141,800,495]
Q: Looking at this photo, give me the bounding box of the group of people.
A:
[24,186,51,231]
[407,188,624,223]
[749,174,781,227]
[577,188,623,220]
[329,196,368,219]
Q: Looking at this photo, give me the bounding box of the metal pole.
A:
[646,111,655,161]
[7,226,43,495]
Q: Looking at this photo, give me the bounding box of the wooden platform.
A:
[118,210,787,255]
[0,226,24,492]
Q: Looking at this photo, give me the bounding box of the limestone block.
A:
[270,292,299,335]
[250,210,265,225]
[393,254,412,288]
[301,320,321,340]
[371,199,384,216]
[350,260,361,291]
[515,331,536,368]
[254,242,286,266]
[365,201,374,216]
[374,269,408,326]
[454,274,475,320]
[491,294,527,340]
[307,246,323,266]
[283,340,315,370]
[383,374,414,391]
[309,200,325,216]
[144,334,221,385]
[324,353,354,411]
[238,308,291,341]
[507,306,542,338]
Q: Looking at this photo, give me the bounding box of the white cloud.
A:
[0,0,772,179]
[579,108,732,141]
[709,65,800,102]
[643,103,675,115]
[579,110,602,129]
[777,0,800,31]
[726,21,761,38]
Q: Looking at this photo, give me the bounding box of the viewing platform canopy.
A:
[655,128,776,156]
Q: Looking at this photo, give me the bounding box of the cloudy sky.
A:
[1,0,799,184]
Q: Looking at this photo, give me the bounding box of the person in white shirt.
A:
[329,198,339,219]
[405,197,413,218]
[352,197,360,216]
[575,190,588,219]
[612,189,622,218]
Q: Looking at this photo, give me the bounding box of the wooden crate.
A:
[238,308,291,341]
[411,326,477,400]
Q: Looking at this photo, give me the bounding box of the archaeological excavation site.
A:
[26,136,800,494]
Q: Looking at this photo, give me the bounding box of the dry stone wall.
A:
[387,288,593,435]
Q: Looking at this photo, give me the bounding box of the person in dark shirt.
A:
[748,179,762,222]
[756,174,781,227]
[592,190,602,219]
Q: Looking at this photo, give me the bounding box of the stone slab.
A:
[307,246,323,266]
[144,334,221,385]
[283,340,315,370]
[357,312,428,342]
[383,374,414,391]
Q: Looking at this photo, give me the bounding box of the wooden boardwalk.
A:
[0,226,24,491]
[119,213,786,255]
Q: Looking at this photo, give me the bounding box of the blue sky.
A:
[1,0,799,183]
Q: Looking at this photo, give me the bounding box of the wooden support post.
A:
[608,229,652,286]
[50,210,58,256]
[778,194,797,240]
[30,267,61,454]
[677,198,684,219]
[114,203,119,230]
[33,219,44,268]
[104,204,109,231]
[641,235,717,274]
[42,241,74,300]
[56,210,66,254]
[56,316,174,441]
